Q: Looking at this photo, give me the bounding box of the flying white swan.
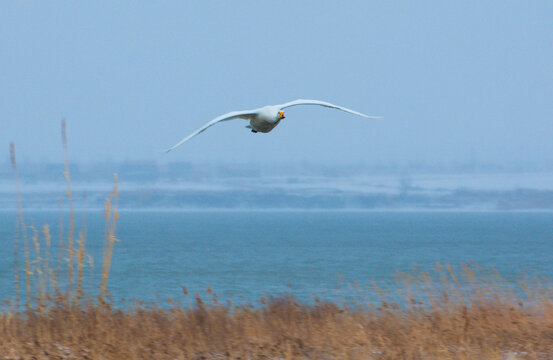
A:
[165,99,381,152]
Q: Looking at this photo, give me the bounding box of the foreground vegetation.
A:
[2,280,553,359]
[5,122,553,359]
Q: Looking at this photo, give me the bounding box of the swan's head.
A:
[278,111,285,120]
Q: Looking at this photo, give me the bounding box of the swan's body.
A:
[166,99,380,152]
[247,105,283,133]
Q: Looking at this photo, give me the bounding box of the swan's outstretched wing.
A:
[278,99,381,119]
[165,109,258,152]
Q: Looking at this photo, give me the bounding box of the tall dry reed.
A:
[61,118,76,294]
[100,174,119,299]
[9,143,22,309]
[9,142,31,309]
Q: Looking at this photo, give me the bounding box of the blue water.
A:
[1,210,552,306]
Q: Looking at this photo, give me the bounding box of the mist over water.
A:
[2,161,553,210]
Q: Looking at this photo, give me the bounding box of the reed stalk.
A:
[76,228,87,299]
[76,195,88,300]
[61,118,76,294]
[100,174,119,299]
[55,198,63,292]
[10,142,23,310]
[29,225,46,311]
[10,143,29,309]
[42,225,53,296]
[12,216,20,310]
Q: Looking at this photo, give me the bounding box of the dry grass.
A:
[6,123,553,359]
[2,283,553,359]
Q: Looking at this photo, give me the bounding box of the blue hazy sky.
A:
[2,1,552,166]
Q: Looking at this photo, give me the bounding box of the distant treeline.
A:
[1,160,553,183]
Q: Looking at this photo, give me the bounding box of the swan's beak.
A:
[278,111,285,119]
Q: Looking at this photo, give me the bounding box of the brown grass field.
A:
[3,277,553,359]
[4,122,553,359]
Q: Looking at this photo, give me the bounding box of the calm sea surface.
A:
[1,210,552,305]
